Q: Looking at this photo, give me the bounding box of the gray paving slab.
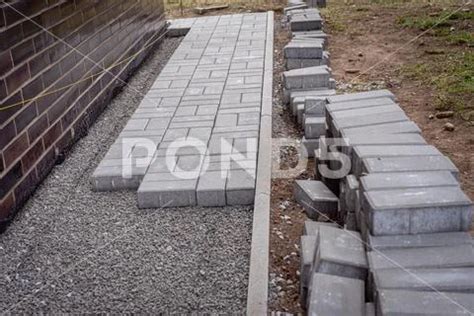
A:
[351,145,443,175]
[373,267,474,294]
[307,273,365,316]
[313,226,368,280]
[93,13,272,208]
[304,116,326,139]
[332,111,409,137]
[283,39,324,59]
[340,121,422,138]
[360,171,459,192]
[294,180,339,219]
[283,65,332,90]
[326,89,395,103]
[362,186,473,235]
[367,231,472,251]
[368,244,474,270]
[340,133,427,157]
[377,289,474,315]
[362,155,460,180]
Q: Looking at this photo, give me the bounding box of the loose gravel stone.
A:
[0,38,252,314]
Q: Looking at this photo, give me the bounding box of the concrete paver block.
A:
[368,244,474,271]
[377,289,474,315]
[294,180,339,219]
[368,231,472,251]
[326,89,395,104]
[307,273,364,316]
[313,226,368,280]
[360,171,459,192]
[362,186,473,235]
[304,116,326,139]
[361,155,460,180]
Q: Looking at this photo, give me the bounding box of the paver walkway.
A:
[92,13,273,208]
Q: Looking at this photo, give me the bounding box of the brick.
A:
[0,162,23,200]
[6,64,30,94]
[3,132,29,167]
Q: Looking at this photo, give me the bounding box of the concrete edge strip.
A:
[247,11,274,316]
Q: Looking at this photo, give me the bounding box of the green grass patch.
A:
[400,52,473,112]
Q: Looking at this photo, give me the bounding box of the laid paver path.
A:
[92,13,273,208]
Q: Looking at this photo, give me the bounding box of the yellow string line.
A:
[0,27,170,112]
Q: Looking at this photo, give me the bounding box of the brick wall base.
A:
[0,0,167,231]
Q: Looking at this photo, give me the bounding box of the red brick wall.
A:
[0,0,166,228]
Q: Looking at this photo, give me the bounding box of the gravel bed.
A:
[0,37,252,314]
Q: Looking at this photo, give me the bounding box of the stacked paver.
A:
[282,6,336,159]
[284,1,474,314]
[91,13,273,208]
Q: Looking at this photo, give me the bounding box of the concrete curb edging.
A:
[247,11,274,316]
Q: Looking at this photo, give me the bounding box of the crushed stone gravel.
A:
[0,37,252,314]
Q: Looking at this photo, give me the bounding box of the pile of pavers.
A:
[283,1,474,314]
[295,89,474,314]
[282,5,335,158]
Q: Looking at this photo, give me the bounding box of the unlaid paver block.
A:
[332,111,409,137]
[326,89,395,104]
[294,180,339,219]
[303,220,339,235]
[377,289,474,315]
[362,186,473,235]
[283,66,331,90]
[286,58,324,70]
[360,171,459,193]
[343,175,359,212]
[361,155,460,180]
[325,97,395,116]
[305,97,326,116]
[301,136,319,158]
[368,231,472,251]
[287,88,336,105]
[283,39,324,59]
[368,244,474,271]
[300,235,317,307]
[365,303,375,316]
[290,13,323,32]
[304,116,326,139]
[351,145,443,175]
[313,226,368,280]
[300,221,341,303]
[307,273,364,316]
[341,133,427,157]
[373,267,474,294]
[226,169,255,205]
[340,121,422,138]
[292,30,328,40]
